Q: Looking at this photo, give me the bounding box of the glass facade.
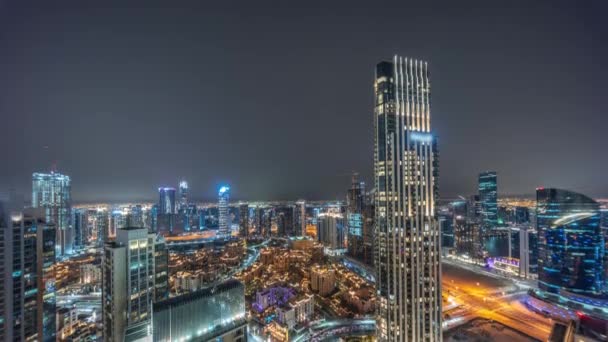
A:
[1,207,55,341]
[32,172,71,256]
[158,187,176,215]
[38,219,56,342]
[218,186,231,237]
[178,180,188,211]
[347,175,366,260]
[537,188,604,297]
[478,171,498,232]
[152,280,246,341]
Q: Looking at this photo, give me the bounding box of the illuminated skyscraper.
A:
[102,227,156,341]
[218,185,231,237]
[536,188,604,297]
[0,205,56,342]
[295,200,306,236]
[95,209,109,246]
[32,171,72,256]
[178,180,188,211]
[158,187,176,215]
[109,209,126,238]
[347,173,365,260]
[239,203,249,237]
[72,208,86,249]
[373,56,441,341]
[478,171,498,232]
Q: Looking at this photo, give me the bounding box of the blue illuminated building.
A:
[218,185,231,237]
[346,174,365,260]
[537,188,604,297]
[478,171,498,232]
[158,187,176,215]
[32,171,72,256]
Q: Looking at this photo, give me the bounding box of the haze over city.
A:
[1,0,607,202]
[1,2,608,342]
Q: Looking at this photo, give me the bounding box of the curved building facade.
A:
[536,188,604,297]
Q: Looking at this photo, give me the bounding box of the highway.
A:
[343,256,553,340]
[442,261,552,341]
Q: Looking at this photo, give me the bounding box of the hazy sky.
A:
[1,0,607,202]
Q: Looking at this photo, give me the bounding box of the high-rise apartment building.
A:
[218,186,231,238]
[361,197,375,266]
[295,200,306,236]
[478,171,498,232]
[102,227,156,341]
[95,208,109,246]
[347,173,366,261]
[153,236,169,303]
[239,203,249,237]
[373,56,441,341]
[317,213,344,251]
[0,205,56,342]
[276,206,295,236]
[32,171,72,256]
[109,209,127,238]
[72,208,86,249]
[178,180,188,211]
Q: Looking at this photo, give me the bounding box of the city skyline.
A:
[1,1,607,202]
[1,2,608,342]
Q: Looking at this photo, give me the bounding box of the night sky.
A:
[1,0,607,202]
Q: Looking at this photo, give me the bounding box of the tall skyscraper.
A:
[94,208,109,246]
[347,173,366,260]
[295,200,306,236]
[72,208,86,249]
[536,188,604,297]
[102,227,156,341]
[373,56,441,341]
[361,193,376,266]
[239,203,249,237]
[178,180,188,211]
[276,206,295,236]
[478,171,498,232]
[218,185,231,238]
[32,171,72,256]
[0,205,56,342]
[158,187,176,215]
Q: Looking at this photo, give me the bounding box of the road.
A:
[443,262,552,341]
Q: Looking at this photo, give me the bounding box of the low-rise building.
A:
[310,266,335,297]
[276,294,314,329]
